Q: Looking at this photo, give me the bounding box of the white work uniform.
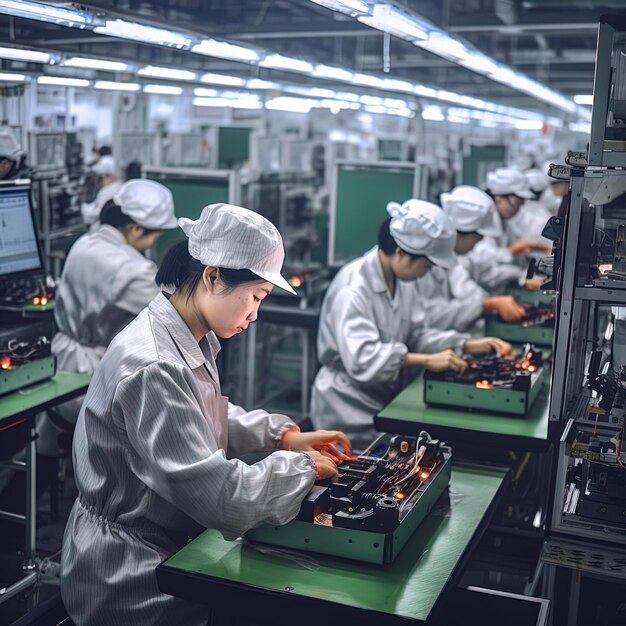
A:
[506,200,552,249]
[40,225,160,454]
[81,179,123,226]
[414,264,486,332]
[61,293,315,626]
[311,248,469,451]
[460,236,525,294]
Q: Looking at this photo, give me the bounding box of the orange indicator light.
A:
[1,357,12,370]
[32,297,40,305]
[420,472,430,480]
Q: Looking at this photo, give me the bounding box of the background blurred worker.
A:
[311,199,511,451]
[415,186,525,331]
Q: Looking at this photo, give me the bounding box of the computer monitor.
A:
[0,182,44,277]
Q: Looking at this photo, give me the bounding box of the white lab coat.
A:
[311,247,469,451]
[414,264,486,332]
[506,199,552,248]
[60,293,315,626]
[39,225,160,455]
[460,236,525,294]
[81,179,122,225]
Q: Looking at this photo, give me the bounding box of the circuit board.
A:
[485,302,555,347]
[245,432,452,564]
[423,344,548,415]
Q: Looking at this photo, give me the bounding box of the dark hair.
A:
[125,161,142,181]
[155,240,262,299]
[377,217,424,260]
[98,145,112,156]
[99,200,160,237]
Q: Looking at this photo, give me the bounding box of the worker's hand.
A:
[510,241,552,255]
[464,337,512,357]
[282,429,353,463]
[524,275,545,290]
[305,450,339,480]
[424,349,468,374]
[483,295,525,322]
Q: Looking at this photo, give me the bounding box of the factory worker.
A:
[38,180,177,456]
[80,154,121,225]
[0,129,24,180]
[461,168,548,293]
[415,186,525,331]
[311,199,511,451]
[60,203,350,626]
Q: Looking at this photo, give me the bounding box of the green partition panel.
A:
[148,174,230,264]
[218,127,251,169]
[462,145,506,187]
[332,163,415,264]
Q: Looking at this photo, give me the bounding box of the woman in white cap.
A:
[60,203,351,626]
[311,199,511,451]
[462,168,549,292]
[80,154,121,225]
[415,186,526,331]
[38,179,179,455]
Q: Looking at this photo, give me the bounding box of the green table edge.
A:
[158,463,508,623]
[0,371,91,422]
[375,376,550,447]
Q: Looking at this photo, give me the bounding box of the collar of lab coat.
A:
[148,292,221,370]
[362,247,388,294]
[94,223,130,246]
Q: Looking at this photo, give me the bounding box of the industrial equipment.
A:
[485,301,555,346]
[246,431,451,564]
[424,344,548,415]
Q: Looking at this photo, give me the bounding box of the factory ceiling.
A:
[0,1,623,118]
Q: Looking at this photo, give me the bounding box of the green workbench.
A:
[157,464,508,625]
[375,377,551,452]
[0,371,90,424]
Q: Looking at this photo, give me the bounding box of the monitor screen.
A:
[0,184,43,277]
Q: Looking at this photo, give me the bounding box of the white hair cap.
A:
[113,179,177,230]
[179,203,296,295]
[0,130,21,161]
[485,167,534,199]
[92,155,116,177]
[440,185,502,238]
[386,199,457,269]
[525,168,551,194]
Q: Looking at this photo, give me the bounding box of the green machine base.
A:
[0,355,57,396]
[424,366,548,416]
[485,318,554,347]
[246,435,452,565]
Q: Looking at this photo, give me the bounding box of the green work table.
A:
[0,371,90,605]
[375,377,551,452]
[157,463,509,625]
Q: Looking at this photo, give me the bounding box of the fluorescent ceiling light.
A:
[351,73,383,88]
[515,119,544,130]
[381,78,413,92]
[414,85,437,98]
[194,87,218,97]
[310,0,369,15]
[138,66,196,81]
[0,1,91,26]
[246,78,280,90]
[417,33,470,62]
[200,73,246,87]
[63,57,130,72]
[286,85,337,98]
[0,72,26,81]
[94,81,140,91]
[0,46,52,63]
[193,97,261,110]
[574,94,593,105]
[313,65,353,81]
[358,5,428,42]
[143,84,182,95]
[94,19,193,49]
[260,54,313,73]
[38,76,89,87]
[422,106,445,121]
[192,38,260,62]
[569,121,591,133]
[266,97,316,113]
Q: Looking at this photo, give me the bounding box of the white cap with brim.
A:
[440,185,502,238]
[485,167,534,199]
[114,179,178,230]
[179,203,296,295]
[0,130,21,161]
[387,199,457,269]
[92,155,116,177]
